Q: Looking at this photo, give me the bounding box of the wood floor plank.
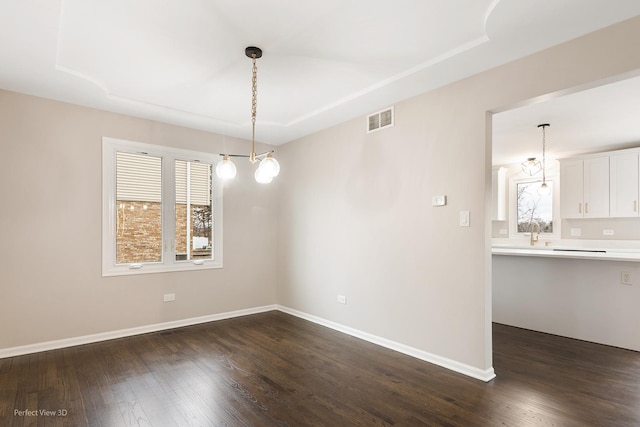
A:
[2,311,640,426]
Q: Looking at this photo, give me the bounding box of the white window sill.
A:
[102,260,223,277]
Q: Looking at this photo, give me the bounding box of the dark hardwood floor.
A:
[2,311,639,426]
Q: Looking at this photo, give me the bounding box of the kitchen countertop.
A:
[492,240,640,262]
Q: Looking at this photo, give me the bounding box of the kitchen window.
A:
[515,179,554,234]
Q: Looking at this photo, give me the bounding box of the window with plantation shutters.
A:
[116,152,163,264]
[102,137,223,276]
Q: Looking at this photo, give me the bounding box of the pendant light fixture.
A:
[215,46,280,183]
[521,157,542,176]
[537,123,551,196]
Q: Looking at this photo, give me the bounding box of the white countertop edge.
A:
[492,247,640,262]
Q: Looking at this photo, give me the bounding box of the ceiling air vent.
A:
[367,106,394,133]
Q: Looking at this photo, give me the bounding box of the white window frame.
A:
[509,175,560,239]
[102,137,223,276]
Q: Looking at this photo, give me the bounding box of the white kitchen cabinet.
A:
[610,152,639,217]
[560,156,609,218]
[492,167,506,220]
[560,159,584,218]
[583,156,610,217]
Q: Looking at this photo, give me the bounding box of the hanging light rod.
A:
[537,123,551,195]
[216,46,280,184]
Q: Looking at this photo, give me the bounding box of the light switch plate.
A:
[459,211,470,227]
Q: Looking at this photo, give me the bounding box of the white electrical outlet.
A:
[337,295,347,304]
[603,229,614,236]
[621,272,632,285]
[499,229,508,235]
[570,228,582,237]
[163,293,176,302]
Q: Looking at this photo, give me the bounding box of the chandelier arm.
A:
[255,150,273,158]
[219,150,274,159]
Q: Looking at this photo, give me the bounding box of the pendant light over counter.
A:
[537,123,550,196]
[521,157,542,176]
[519,123,551,196]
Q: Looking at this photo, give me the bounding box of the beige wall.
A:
[276,16,640,372]
[2,16,640,376]
[0,91,278,349]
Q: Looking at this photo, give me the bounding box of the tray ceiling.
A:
[1,0,640,145]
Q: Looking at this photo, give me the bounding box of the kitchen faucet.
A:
[530,221,540,246]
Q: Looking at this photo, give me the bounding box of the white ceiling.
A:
[1,0,640,147]
[492,74,640,166]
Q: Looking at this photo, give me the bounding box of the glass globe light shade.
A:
[215,156,237,180]
[538,182,551,196]
[259,154,280,177]
[255,165,273,184]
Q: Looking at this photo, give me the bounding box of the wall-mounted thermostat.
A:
[432,195,447,207]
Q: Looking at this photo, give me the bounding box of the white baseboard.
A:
[277,305,496,383]
[0,305,277,359]
[1,304,496,383]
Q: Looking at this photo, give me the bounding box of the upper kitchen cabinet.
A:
[560,159,584,219]
[583,156,611,218]
[560,147,640,219]
[610,152,639,217]
[560,155,610,218]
